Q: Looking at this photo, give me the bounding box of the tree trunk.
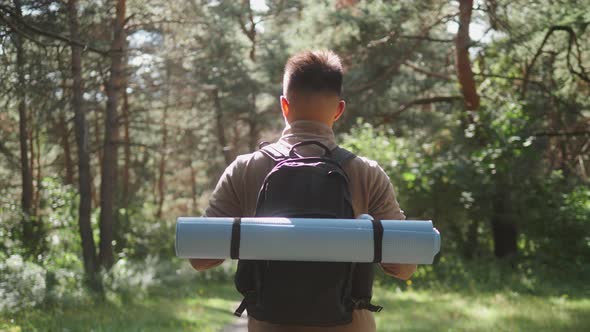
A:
[491,176,517,258]
[58,52,75,185]
[34,120,41,215]
[92,111,101,208]
[212,89,233,165]
[99,0,126,270]
[455,0,480,112]
[94,109,103,187]
[463,219,479,259]
[29,114,36,211]
[238,2,259,152]
[68,0,102,292]
[155,93,169,218]
[248,94,258,152]
[121,79,131,208]
[58,71,76,185]
[188,158,198,214]
[60,107,74,185]
[453,0,517,257]
[13,0,34,246]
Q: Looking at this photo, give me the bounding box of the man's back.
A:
[205,120,406,332]
[191,50,416,332]
[206,121,405,221]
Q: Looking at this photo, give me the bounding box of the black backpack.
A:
[232,140,382,326]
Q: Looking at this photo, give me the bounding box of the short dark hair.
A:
[283,50,343,100]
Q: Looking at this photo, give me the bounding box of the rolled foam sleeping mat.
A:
[176,217,440,264]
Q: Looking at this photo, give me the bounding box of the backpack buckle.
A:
[233,298,248,317]
[350,298,383,313]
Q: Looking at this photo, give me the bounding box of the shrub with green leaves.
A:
[0,254,46,312]
[341,119,590,290]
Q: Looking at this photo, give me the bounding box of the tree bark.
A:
[188,158,198,214]
[13,0,34,246]
[34,119,41,215]
[156,71,170,218]
[24,104,37,221]
[60,106,74,185]
[237,1,259,152]
[121,78,131,208]
[464,219,479,259]
[453,0,517,257]
[248,94,258,152]
[68,0,102,292]
[212,89,233,165]
[29,112,35,209]
[99,0,126,269]
[455,0,480,111]
[92,110,101,208]
[491,177,517,258]
[58,54,73,185]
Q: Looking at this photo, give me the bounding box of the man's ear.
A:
[334,99,346,121]
[280,95,290,119]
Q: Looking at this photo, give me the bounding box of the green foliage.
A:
[1,0,589,328]
[116,202,176,259]
[0,178,185,311]
[0,178,84,311]
[0,254,46,313]
[342,120,590,271]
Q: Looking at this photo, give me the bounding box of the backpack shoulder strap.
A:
[260,142,355,164]
[259,142,290,162]
[331,146,356,166]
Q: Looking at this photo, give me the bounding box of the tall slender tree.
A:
[99,0,126,269]
[67,0,102,291]
[156,62,171,219]
[12,0,35,249]
[455,0,480,113]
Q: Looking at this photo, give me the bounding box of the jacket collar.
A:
[279,120,337,150]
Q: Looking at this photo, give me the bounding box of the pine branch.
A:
[522,25,590,98]
[378,95,463,125]
[0,4,108,56]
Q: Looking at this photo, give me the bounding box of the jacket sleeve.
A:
[190,158,244,271]
[368,164,417,280]
[367,164,405,221]
[204,158,244,218]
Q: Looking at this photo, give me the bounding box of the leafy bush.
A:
[104,255,160,301]
[0,177,206,313]
[341,120,590,287]
[117,202,176,259]
[0,254,46,312]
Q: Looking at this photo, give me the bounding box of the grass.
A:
[0,281,239,332]
[1,275,589,331]
[373,287,590,331]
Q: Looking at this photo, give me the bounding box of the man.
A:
[190,50,416,331]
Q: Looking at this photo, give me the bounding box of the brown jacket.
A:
[202,120,413,332]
